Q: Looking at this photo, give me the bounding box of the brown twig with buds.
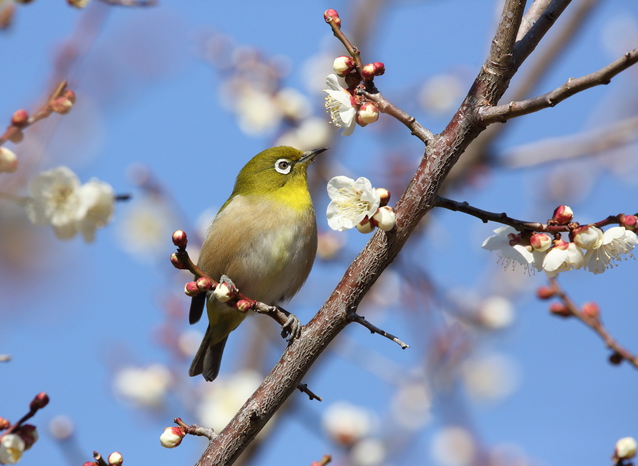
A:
[4,392,49,435]
[542,279,638,369]
[310,454,333,466]
[0,81,75,147]
[347,312,409,349]
[175,417,217,441]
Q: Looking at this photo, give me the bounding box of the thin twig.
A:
[347,312,410,349]
[296,383,322,402]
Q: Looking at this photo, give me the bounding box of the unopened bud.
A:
[11,109,29,127]
[372,62,385,75]
[184,281,200,297]
[30,392,49,411]
[170,253,187,270]
[68,0,90,8]
[0,417,10,430]
[50,97,73,114]
[376,188,390,207]
[357,102,379,126]
[356,217,374,234]
[172,230,188,249]
[0,434,25,464]
[323,9,341,27]
[107,451,123,466]
[614,437,637,460]
[530,233,552,252]
[236,300,253,312]
[213,283,232,302]
[536,286,556,300]
[552,205,573,225]
[160,426,186,448]
[18,425,38,450]
[549,302,571,318]
[372,206,396,231]
[333,55,355,77]
[0,147,18,173]
[63,89,76,104]
[581,302,600,320]
[573,225,603,250]
[344,72,361,88]
[609,351,623,365]
[196,277,213,292]
[361,63,377,81]
[620,214,637,231]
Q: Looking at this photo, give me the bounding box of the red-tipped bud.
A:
[11,109,29,127]
[361,63,377,81]
[372,206,396,231]
[551,205,573,225]
[18,424,38,450]
[8,130,23,144]
[184,281,200,297]
[0,417,10,430]
[63,89,77,104]
[372,62,385,75]
[376,188,390,207]
[236,300,253,312]
[620,214,638,231]
[344,72,361,88]
[196,277,213,292]
[50,97,73,114]
[170,253,187,270]
[549,302,571,318]
[581,302,600,320]
[536,286,556,300]
[323,9,341,27]
[160,426,186,448]
[356,102,379,126]
[356,216,374,234]
[530,233,552,252]
[30,392,49,411]
[83,463,99,466]
[172,230,188,249]
[107,451,123,466]
[333,56,355,77]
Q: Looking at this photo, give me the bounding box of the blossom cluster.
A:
[25,166,115,242]
[482,207,637,277]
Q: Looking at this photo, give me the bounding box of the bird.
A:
[188,146,327,381]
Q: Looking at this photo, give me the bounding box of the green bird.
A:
[189,146,327,381]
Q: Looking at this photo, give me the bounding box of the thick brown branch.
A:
[480,47,638,123]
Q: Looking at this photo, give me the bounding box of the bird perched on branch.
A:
[189,146,327,381]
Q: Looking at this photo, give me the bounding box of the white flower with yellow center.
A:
[584,226,637,274]
[326,176,380,231]
[323,74,356,136]
[542,240,584,277]
[481,226,544,274]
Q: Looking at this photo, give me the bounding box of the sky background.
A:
[1,0,638,465]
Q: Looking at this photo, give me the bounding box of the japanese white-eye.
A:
[189,146,327,381]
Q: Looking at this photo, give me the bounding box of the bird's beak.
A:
[299,147,328,164]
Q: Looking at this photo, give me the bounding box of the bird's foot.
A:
[279,310,302,341]
[218,275,239,298]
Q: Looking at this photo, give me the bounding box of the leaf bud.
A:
[609,351,623,365]
[333,55,355,77]
[171,230,188,249]
[11,109,29,127]
[323,9,341,27]
[30,392,49,410]
[551,205,573,225]
[184,281,200,297]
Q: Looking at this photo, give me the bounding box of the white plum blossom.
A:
[322,401,377,447]
[584,226,637,274]
[323,74,356,136]
[327,176,380,231]
[542,240,584,277]
[113,364,172,408]
[573,225,603,250]
[481,226,544,273]
[25,166,115,242]
[0,434,25,464]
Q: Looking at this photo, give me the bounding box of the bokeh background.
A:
[1,0,638,465]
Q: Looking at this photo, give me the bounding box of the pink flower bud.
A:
[323,9,341,27]
[376,188,390,207]
[107,451,123,466]
[63,89,77,104]
[170,253,187,270]
[620,214,637,231]
[372,62,385,75]
[184,281,200,297]
[0,147,18,173]
[356,217,374,234]
[361,63,377,81]
[333,55,355,77]
[551,205,573,225]
[530,232,552,252]
[83,463,99,466]
[160,426,186,449]
[357,102,379,125]
[372,206,396,231]
[213,282,232,303]
[196,277,213,292]
[549,302,571,318]
[0,417,10,430]
[17,424,38,450]
[581,302,600,320]
[236,300,253,312]
[536,286,556,300]
[172,230,188,249]
[50,97,73,114]
[30,392,49,410]
[11,109,29,127]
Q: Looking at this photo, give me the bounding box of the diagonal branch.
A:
[479,47,638,124]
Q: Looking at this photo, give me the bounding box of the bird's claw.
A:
[280,312,302,341]
[219,274,239,297]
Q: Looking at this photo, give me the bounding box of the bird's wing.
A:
[189,291,206,324]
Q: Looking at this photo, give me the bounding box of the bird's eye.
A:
[275,158,292,174]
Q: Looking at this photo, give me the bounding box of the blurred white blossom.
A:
[113,364,172,408]
[461,353,520,402]
[0,434,25,464]
[322,401,377,447]
[351,438,386,466]
[431,426,476,466]
[390,382,432,430]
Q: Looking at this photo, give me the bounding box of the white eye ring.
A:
[275,158,292,174]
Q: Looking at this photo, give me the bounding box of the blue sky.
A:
[1,1,638,465]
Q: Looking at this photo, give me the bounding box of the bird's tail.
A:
[188,325,228,382]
